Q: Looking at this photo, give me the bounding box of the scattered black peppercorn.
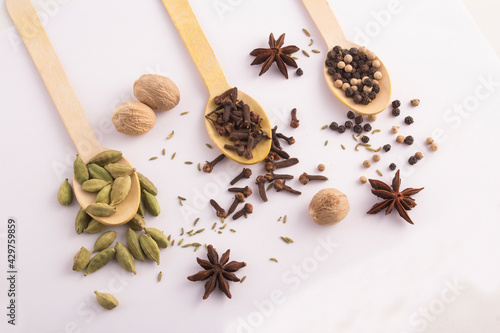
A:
[338,125,346,134]
[329,122,339,131]
[389,163,396,170]
[345,121,353,129]
[361,136,370,143]
[383,144,391,152]
[363,123,372,132]
[392,108,400,117]
[345,88,354,98]
[353,124,363,134]
[354,115,364,125]
[404,136,414,145]
[347,111,355,119]
[404,116,414,125]
[408,156,417,165]
[392,100,401,108]
[296,68,304,76]
[353,94,363,104]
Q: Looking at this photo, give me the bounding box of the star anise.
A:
[367,170,424,224]
[250,33,299,79]
[187,244,246,299]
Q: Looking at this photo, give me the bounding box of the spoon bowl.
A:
[303,0,392,115]
[162,0,272,164]
[7,0,140,226]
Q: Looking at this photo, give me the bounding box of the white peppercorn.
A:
[359,176,368,184]
[318,164,326,172]
[426,137,434,145]
[337,61,346,70]
[350,78,358,86]
[372,154,381,162]
[344,54,353,63]
[372,60,381,68]
[396,135,405,143]
[374,71,383,80]
[345,64,353,73]
[391,126,399,134]
[334,80,343,88]
[411,99,420,107]
[363,85,373,93]
[363,160,371,168]
[430,142,439,151]
[367,115,377,122]
[342,83,351,91]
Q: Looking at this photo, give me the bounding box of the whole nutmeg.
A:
[133,74,180,111]
[112,101,156,136]
[309,188,350,226]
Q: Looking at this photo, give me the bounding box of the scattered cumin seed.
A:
[302,50,310,57]
[180,111,189,115]
[194,218,200,226]
[167,234,171,241]
[341,144,346,150]
[352,134,358,142]
[178,238,184,246]
[376,169,383,176]
[230,229,236,233]
[180,227,184,236]
[266,183,273,191]
[171,239,175,246]
[179,198,183,206]
[291,56,298,60]
[286,237,294,243]
[191,242,201,247]
[278,216,282,222]
[324,140,328,146]
[194,228,205,235]
[219,223,227,230]
[308,39,314,46]
[194,246,200,252]
[185,161,193,165]
[181,243,191,248]
[158,271,162,282]
[162,149,166,156]
[212,222,217,230]
[171,152,176,160]
[240,276,247,283]
[280,236,289,244]
[311,49,320,53]
[197,163,201,171]
[321,125,328,130]
[302,28,311,37]
[372,129,381,134]
[178,196,186,201]
[283,215,287,223]
[206,143,212,149]
[149,156,158,160]
[218,231,222,234]
[269,258,278,263]
[166,131,174,139]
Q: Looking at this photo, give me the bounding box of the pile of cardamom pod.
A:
[57,150,169,279]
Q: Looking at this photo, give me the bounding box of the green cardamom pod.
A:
[88,163,113,182]
[126,228,147,262]
[110,176,131,206]
[93,231,116,253]
[137,172,158,196]
[75,208,91,234]
[137,196,146,217]
[84,219,107,234]
[104,163,136,178]
[81,179,111,193]
[142,190,161,216]
[73,154,89,184]
[139,234,160,265]
[95,184,112,204]
[88,150,122,166]
[85,203,116,217]
[115,242,136,274]
[72,246,91,271]
[127,213,145,231]
[94,291,119,310]
[57,178,73,206]
[145,228,169,248]
[84,248,116,276]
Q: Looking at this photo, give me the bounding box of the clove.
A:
[209,199,226,218]
[227,186,252,197]
[298,172,329,185]
[255,176,268,202]
[226,192,245,217]
[203,154,226,173]
[273,179,301,195]
[290,108,299,128]
[233,203,253,220]
[230,168,253,185]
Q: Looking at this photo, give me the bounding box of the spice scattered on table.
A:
[250,33,299,79]
[309,188,350,225]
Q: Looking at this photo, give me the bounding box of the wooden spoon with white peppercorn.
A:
[7,0,140,226]
[302,0,391,115]
[162,0,272,164]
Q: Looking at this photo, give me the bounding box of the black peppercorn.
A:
[354,115,364,125]
[349,47,359,55]
[392,100,401,108]
[296,68,304,76]
[389,163,396,170]
[347,111,355,119]
[325,59,335,67]
[344,121,353,129]
[363,123,372,132]
[345,88,354,98]
[408,156,417,165]
[372,84,380,93]
[333,46,341,53]
[361,136,370,143]
[353,124,362,134]
[404,116,414,125]
[353,94,363,104]
[392,108,400,117]
[368,92,377,100]
[329,122,339,131]
[362,96,371,105]
[404,136,414,145]
[327,51,336,60]
[332,73,342,81]
[364,78,373,87]
[383,144,391,152]
[337,125,346,133]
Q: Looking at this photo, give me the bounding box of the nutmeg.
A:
[133,74,180,111]
[308,188,350,226]
[112,101,156,136]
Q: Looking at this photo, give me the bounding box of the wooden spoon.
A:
[161,0,272,164]
[302,0,391,115]
[7,0,140,226]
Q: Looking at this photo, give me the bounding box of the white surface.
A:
[1,0,500,332]
[462,0,500,58]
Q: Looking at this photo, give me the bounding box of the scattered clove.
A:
[298,172,329,185]
[203,154,226,173]
[230,168,252,185]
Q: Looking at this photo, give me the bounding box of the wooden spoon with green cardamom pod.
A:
[161,0,272,164]
[7,0,140,226]
[302,0,392,115]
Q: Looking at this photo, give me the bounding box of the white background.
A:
[1,0,500,332]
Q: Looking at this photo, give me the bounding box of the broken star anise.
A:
[367,170,424,224]
[250,33,299,79]
[187,244,246,299]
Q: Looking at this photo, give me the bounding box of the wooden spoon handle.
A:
[301,0,347,49]
[7,0,100,160]
[162,0,230,96]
